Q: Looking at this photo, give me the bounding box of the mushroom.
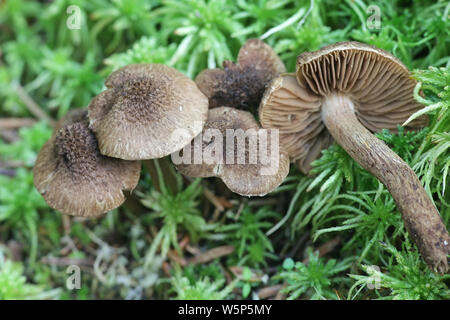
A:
[195,39,286,113]
[88,64,209,160]
[173,107,290,196]
[259,41,450,273]
[33,109,141,217]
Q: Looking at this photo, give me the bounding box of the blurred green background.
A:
[0,0,449,299]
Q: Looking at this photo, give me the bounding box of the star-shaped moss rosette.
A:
[195,39,286,114]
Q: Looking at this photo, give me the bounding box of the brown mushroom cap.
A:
[33,112,141,217]
[174,107,290,196]
[260,42,427,174]
[88,64,208,160]
[195,39,286,113]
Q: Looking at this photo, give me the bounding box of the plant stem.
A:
[143,157,179,194]
[14,83,55,125]
[321,93,450,274]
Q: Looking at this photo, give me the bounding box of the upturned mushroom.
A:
[33,109,141,217]
[259,41,450,273]
[173,107,290,196]
[88,64,209,160]
[195,39,286,113]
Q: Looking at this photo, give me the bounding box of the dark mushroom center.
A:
[210,62,271,112]
[55,122,101,175]
[116,76,171,122]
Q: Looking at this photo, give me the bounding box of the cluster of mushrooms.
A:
[33,39,449,273]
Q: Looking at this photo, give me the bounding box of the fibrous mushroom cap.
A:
[238,38,286,75]
[88,64,208,160]
[260,41,427,174]
[195,39,286,112]
[175,107,290,196]
[33,112,141,217]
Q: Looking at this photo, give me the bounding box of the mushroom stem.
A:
[321,93,450,273]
